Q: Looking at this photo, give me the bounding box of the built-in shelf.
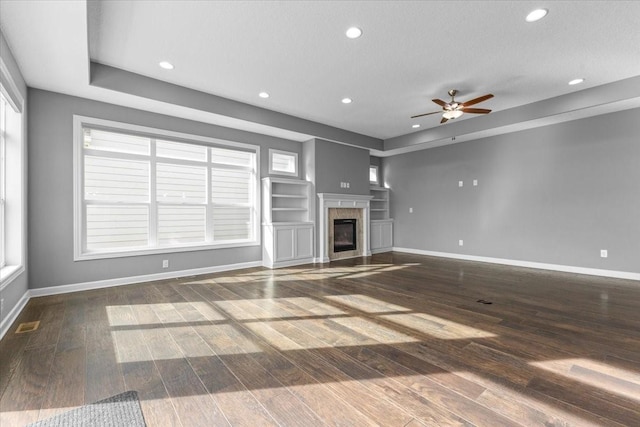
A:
[262,177,314,268]
[369,186,393,253]
[272,194,307,198]
[264,177,312,223]
[369,186,390,220]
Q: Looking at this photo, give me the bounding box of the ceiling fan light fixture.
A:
[443,110,463,120]
[526,8,548,23]
[568,78,585,85]
[158,61,174,70]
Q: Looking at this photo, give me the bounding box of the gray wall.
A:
[0,29,28,327]
[28,89,303,289]
[314,138,370,195]
[304,138,371,257]
[384,108,640,273]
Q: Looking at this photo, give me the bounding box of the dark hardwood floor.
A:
[1,252,639,426]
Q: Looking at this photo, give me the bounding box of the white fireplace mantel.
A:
[317,193,373,263]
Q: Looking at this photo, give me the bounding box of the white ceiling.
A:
[2,1,640,148]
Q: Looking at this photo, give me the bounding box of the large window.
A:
[0,82,25,286]
[0,94,7,269]
[74,116,260,260]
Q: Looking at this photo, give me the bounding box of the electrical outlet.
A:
[459,240,464,246]
[346,182,350,188]
[600,249,608,258]
[409,207,413,213]
[458,181,463,187]
[162,260,169,268]
[473,179,478,186]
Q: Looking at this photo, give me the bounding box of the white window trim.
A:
[268,148,298,177]
[369,165,379,185]
[73,115,261,261]
[0,57,26,290]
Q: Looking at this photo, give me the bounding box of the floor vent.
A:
[15,321,40,334]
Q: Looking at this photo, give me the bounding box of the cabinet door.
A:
[295,226,313,259]
[370,222,383,250]
[274,227,295,261]
[381,222,393,248]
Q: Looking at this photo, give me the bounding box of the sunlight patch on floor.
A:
[189,301,227,321]
[342,264,410,278]
[247,317,418,350]
[323,294,412,314]
[105,305,138,326]
[381,313,496,339]
[245,321,304,351]
[214,297,345,320]
[107,303,217,326]
[529,358,640,401]
[330,317,420,344]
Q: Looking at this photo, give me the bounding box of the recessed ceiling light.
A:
[526,8,548,22]
[158,61,174,70]
[346,27,362,39]
[259,92,270,98]
[568,78,585,85]
[412,124,420,128]
[341,98,353,104]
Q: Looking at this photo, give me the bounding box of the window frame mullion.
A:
[149,139,158,247]
[206,147,213,243]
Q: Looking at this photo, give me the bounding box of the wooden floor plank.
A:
[2,253,640,426]
[0,345,56,426]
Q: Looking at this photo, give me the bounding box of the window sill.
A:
[0,265,25,291]
[74,240,261,261]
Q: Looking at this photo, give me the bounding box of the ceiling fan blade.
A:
[461,108,491,114]
[440,117,449,124]
[461,94,494,107]
[410,111,441,118]
[432,98,447,107]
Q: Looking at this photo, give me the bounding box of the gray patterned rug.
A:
[28,391,146,427]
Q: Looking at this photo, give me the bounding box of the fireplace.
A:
[317,193,373,263]
[333,219,357,252]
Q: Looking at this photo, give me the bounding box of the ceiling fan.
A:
[411,89,494,124]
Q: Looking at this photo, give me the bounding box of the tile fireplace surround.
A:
[317,193,373,263]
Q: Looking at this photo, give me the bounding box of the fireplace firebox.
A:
[333,219,357,252]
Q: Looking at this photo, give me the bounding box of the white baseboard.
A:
[29,261,263,298]
[0,261,263,340]
[263,258,315,269]
[0,290,30,339]
[392,247,640,281]
[371,247,393,254]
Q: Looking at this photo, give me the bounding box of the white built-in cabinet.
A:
[262,177,314,268]
[369,186,393,253]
